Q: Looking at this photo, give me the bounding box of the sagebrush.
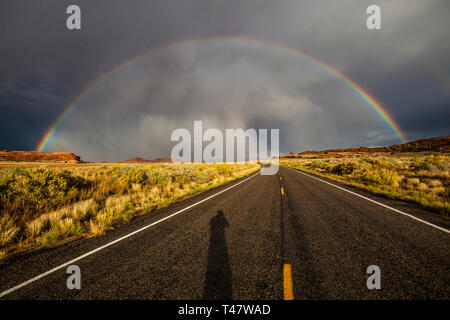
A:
[0,162,259,259]
[282,155,449,213]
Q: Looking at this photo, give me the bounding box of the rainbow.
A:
[36,36,407,152]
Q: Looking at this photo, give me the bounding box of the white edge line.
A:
[285,167,450,234]
[0,170,261,298]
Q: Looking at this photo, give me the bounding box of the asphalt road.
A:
[0,167,449,299]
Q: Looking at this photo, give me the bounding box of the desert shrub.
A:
[310,160,331,171]
[0,168,89,217]
[35,218,84,246]
[37,228,61,246]
[117,168,148,185]
[0,162,260,259]
[148,168,171,185]
[172,166,193,181]
[388,157,405,169]
[121,202,136,222]
[0,169,16,200]
[103,166,148,185]
[417,183,429,191]
[89,220,106,235]
[95,209,115,230]
[430,186,446,196]
[0,214,19,247]
[428,179,443,188]
[358,168,403,188]
[361,157,390,168]
[409,155,448,172]
[195,163,220,180]
[378,168,403,188]
[213,164,234,177]
[331,161,358,175]
[25,198,97,239]
[281,155,449,213]
[407,178,420,185]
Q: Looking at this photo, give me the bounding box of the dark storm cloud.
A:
[0,0,448,160]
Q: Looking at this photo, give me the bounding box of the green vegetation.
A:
[0,162,260,260]
[281,155,449,214]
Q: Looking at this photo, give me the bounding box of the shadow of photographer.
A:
[203,210,232,299]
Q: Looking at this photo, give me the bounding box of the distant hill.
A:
[0,151,177,164]
[282,135,450,158]
[0,151,81,163]
[122,157,174,163]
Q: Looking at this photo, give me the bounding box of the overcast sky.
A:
[1,0,449,161]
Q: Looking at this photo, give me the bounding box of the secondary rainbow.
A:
[36,36,407,152]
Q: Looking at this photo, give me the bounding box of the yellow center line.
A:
[283,264,294,300]
[281,187,284,195]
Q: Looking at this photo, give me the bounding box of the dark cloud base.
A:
[1,1,448,160]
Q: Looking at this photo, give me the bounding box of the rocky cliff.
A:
[0,151,81,163]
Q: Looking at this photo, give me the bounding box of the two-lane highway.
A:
[0,167,449,299]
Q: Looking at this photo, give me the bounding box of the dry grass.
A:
[281,154,449,214]
[0,162,260,260]
[0,215,20,247]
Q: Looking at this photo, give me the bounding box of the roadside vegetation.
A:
[281,154,449,214]
[0,162,259,261]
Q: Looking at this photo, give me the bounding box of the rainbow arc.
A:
[36,36,407,152]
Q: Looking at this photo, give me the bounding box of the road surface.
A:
[1,167,449,299]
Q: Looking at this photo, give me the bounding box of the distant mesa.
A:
[282,135,450,158]
[122,157,174,163]
[0,151,81,163]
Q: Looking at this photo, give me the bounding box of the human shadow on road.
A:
[203,210,232,299]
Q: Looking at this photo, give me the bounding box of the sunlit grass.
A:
[0,162,260,261]
[281,154,449,214]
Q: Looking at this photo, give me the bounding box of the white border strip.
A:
[285,167,449,234]
[0,171,260,298]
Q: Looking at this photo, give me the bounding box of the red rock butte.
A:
[0,151,81,163]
